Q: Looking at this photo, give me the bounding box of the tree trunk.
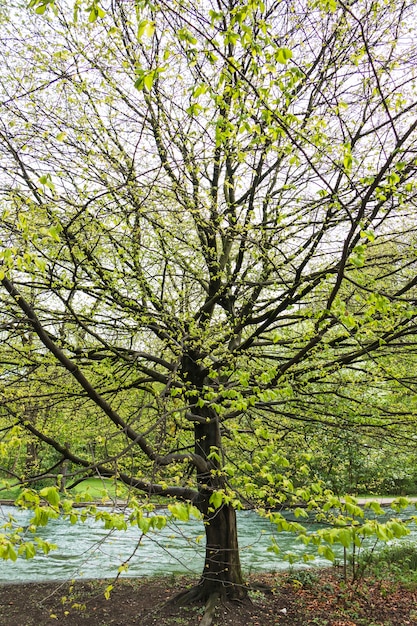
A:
[25,440,39,474]
[199,497,246,600]
[175,487,246,603]
[193,417,246,600]
[179,355,247,602]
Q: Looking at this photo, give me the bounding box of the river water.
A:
[1,505,416,583]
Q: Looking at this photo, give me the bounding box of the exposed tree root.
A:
[166,583,206,606]
[167,588,222,626]
[167,579,247,606]
[166,579,249,626]
[200,592,220,626]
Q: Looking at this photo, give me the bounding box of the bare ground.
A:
[0,569,416,626]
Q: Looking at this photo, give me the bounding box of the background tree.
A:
[1,0,417,604]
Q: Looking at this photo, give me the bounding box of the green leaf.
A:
[375,524,389,541]
[268,537,280,555]
[177,28,197,45]
[37,538,57,555]
[338,528,352,549]
[207,447,221,462]
[209,9,223,25]
[193,84,209,98]
[7,544,18,562]
[28,0,56,14]
[391,497,410,512]
[344,502,363,518]
[87,3,106,22]
[137,516,151,533]
[318,544,335,561]
[387,520,409,539]
[152,515,167,530]
[118,563,129,574]
[350,245,366,268]
[366,501,385,516]
[275,48,293,64]
[134,70,155,92]
[32,506,53,527]
[360,229,375,242]
[209,491,223,510]
[168,502,191,521]
[39,486,60,508]
[186,103,203,116]
[24,542,37,559]
[137,20,155,40]
[49,225,62,241]
[360,522,376,537]
[343,154,352,172]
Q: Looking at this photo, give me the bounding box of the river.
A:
[0,505,416,583]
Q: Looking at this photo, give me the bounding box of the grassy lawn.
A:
[0,478,21,500]
[69,477,129,501]
[0,476,129,502]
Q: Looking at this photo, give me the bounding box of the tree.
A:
[1,0,417,605]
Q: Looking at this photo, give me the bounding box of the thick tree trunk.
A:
[199,499,246,600]
[174,492,246,603]
[193,417,246,600]
[179,354,247,602]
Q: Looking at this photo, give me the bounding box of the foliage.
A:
[0,0,417,595]
[363,540,417,572]
[266,494,416,582]
[353,540,417,590]
[286,568,319,589]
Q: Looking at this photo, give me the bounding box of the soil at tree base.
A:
[0,570,416,626]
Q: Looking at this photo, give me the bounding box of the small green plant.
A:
[287,569,319,588]
[352,541,417,590]
[248,588,266,602]
[60,582,87,617]
[268,494,414,585]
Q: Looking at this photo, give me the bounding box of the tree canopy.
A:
[1,0,417,602]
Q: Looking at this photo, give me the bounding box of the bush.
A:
[375,542,417,571]
[357,541,417,581]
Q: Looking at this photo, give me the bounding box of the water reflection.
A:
[0,505,415,583]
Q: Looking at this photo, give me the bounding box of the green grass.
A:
[0,476,130,503]
[70,477,129,501]
[0,478,22,500]
[355,493,417,498]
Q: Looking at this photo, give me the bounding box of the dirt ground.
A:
[0,570,416,626]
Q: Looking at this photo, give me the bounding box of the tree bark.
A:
[199,499,246,600]
[174,486,246,603]
[182,353,247,601]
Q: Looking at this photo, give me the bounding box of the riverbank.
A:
[351,496,417,505]
[0,569,416,626]
[2,495,416,508]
